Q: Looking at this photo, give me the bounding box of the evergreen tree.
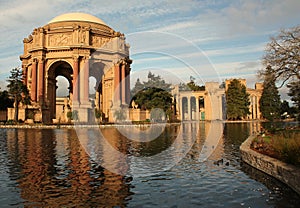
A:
[0,90,14,110]
[226,79,250,120]
[178,76,205,91]
[131,78,144,96]
[287,81,300,120]
[7,67,31,122]
[259,67,281,121]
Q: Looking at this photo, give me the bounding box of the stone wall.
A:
[240,136,300,195]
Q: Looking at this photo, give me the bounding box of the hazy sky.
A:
[1,0,299,98]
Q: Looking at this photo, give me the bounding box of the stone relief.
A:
[49,33,72,46]
[91,36,111,48]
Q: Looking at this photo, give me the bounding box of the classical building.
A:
[172,82,226,121]
[172,79,263,121]
[18,12,131,123]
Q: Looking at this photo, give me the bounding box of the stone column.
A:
[187,96,191,120]
[22,65,27,85]
[195,96,199,120]
[37,59,44,102]
[121,63,126,105]
[73,56,79,103]
[31,59,37,102]
[114,63,121,107]
[80,58,89,104]
[179,97,183,120]
[253,96,257,119]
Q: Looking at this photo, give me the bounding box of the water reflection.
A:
[0,122,299,207]
[5,129,132,207]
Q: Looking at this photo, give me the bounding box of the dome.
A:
[48,12,107,26]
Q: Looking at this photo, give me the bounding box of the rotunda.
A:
[20,12,132,123]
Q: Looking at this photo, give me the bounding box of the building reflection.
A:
[6,128,132,207]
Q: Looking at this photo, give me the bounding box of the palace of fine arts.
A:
[0,2,299,207]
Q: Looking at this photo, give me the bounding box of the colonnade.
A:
[113,60,131,107]
[249,95,260,119]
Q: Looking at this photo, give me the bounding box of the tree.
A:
[131,78,144,97]
[0,90,14,110]
[226,79,250,120]
[134,87,173,111]
[178,76,205,91]
[131,72,173,121]
[287,81,300,120]
[259,68,281,121]
[7,67,31,122]
[259,25,300,87]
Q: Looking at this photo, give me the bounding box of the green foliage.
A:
[95,108,102,119]
[114,109,126,121]
[131,72,173,121]
[26,110,35,119]
[259,67,281,121]
[67,110,79,121]
[179,76,205,91]
[0,90,13,110]
[134,87,173,111]
[131,72,171,96]
[226,79,250,120]
[131,78,144,97]
[7,67,31,121]
[287,81,300,120]
[187,81,205,91]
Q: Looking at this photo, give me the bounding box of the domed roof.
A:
[48,12,107,26]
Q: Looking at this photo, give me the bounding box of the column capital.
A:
[38,58,44,63]
[73,55,79,61]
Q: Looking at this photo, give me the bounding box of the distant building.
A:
[172,79,263,121]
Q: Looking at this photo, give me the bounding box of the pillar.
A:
[80,58,89,104]
[179,97,183,120]
[187,97,191,120]
[73,56,79,103]
[121,63,126,105]
[114,63,121,106]
[22,65,27,85]
[195,96,199,120]
[31,60,37,102]
[37,59,44,102]
[254,96,257,119]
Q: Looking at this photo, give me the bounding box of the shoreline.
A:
[240,135,300,196]
[0,119,297,129]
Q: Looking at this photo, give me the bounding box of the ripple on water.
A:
[0,124,299,207]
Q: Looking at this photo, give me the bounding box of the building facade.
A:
[172,79,263,121]
[19,13,131,123]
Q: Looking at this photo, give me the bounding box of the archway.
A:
[89,62,104,117]
[47,61,73,122]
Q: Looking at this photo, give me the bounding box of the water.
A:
[0,122,299,207]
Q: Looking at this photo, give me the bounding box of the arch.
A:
[89,62,105,113]
[47,60,73,121]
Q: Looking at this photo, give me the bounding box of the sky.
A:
[0,0,299,100]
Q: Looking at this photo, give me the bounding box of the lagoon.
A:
[0,122,299,207]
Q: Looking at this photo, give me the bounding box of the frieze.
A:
[49,33,72,46]
[91,36,111,48]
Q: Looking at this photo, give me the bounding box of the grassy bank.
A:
[251,127,300,167]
